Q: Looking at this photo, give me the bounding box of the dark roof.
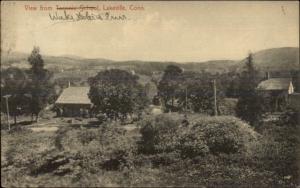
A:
[257,78,292,91]
[55,87,91,105]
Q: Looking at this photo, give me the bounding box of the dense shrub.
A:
[137,113,208,166]
[138,114,184,154]
[57,126,136,172]
[176,129,209,158]
[138,114,258,162]
[192,116,259,155]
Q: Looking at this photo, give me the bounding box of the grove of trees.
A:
[157,65,224,115]
[88,69,149,121]
[1,68,29,124]
[1,47,54,124]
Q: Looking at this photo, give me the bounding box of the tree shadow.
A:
[1,120,35,130]
[16,120,33,126]
[83,120,102,128]
[65,122,100,129]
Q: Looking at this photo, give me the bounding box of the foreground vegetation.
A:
[1,112,298,187]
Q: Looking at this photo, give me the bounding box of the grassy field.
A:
[1,112,299,187]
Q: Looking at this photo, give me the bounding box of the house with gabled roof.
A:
[257,77,295,111]
[257,78,294,94]
[55,86,92,117]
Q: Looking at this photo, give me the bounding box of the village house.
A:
[257,77,294,111]
[55,86,92,117]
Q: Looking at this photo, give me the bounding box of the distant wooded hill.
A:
[1,47,299,75]
[238,47,299,72]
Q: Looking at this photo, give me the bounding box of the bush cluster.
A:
[138,114,259,166]
[56,126,137,173]
[138,114,183,154]
[192,116,259,155]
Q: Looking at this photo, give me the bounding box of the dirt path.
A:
[26,117,141,132]
[122,124,138,131]
[27,119,68,132]
[30,126,59,132]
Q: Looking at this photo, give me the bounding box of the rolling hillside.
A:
[1,47,299,74]
[239,47,299,72]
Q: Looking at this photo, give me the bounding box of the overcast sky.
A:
[1,1,299,62]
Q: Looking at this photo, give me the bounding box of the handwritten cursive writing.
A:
[49,11,127,22]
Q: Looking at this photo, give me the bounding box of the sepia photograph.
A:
[1,1,299,187]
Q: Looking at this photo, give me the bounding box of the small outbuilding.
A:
[55,87,92,117]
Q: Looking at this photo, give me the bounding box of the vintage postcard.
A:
[1,1,299,187]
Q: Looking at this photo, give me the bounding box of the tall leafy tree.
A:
[236,53,265,126]
[27,47,54,122]
[158,65,184,112]
[1,68,29,124]
[88,69,149,121]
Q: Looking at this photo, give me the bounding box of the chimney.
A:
[131,70,135,75]
[288,81,294,94]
